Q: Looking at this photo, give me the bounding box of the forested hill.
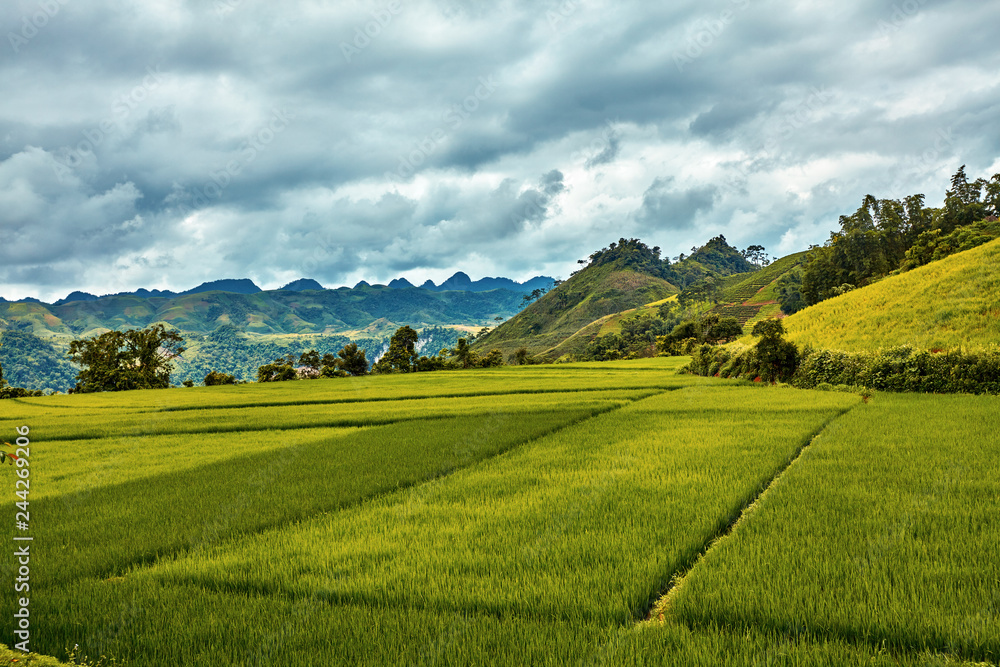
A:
[472,236,756,359]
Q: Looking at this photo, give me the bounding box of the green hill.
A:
[474,236,760,361]
[475,265,678,360]
[0,284,523,391]
[0,286,525,340]
[719,251,808,305]
[707,251,809,331]
[780,237,1000,352]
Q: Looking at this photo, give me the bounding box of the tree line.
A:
[684,317,1000,396]
[777,166,1000,313]
[581,300,744,362]
[54,323,508,393]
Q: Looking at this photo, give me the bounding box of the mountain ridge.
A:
[28,273,556,306]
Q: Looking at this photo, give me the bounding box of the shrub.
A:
[204,371,238,386]
[685,336,1000,396]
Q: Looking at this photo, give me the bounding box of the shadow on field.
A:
[31,407,623,588]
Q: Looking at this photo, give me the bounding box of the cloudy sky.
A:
[2,0,999,301]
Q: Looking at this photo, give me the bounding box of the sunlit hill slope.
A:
[782,238,1000,352]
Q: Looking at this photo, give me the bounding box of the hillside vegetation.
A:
[479,265,678,360]
[781,237,1000,352]
[476,236,755,360]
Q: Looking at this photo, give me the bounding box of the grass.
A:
[142,388,856,623]
[720,252,807,305]
[1,358,996,665]
[658,392,1000,663]
[782,237,1000,352]
[12,389,651,442]
[16,406,632,588]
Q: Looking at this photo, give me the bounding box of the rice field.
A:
[1,358,997,665]
[656,392,1000,662]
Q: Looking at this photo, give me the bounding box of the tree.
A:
[776,269,807,315]
[705,316,743,344]
[257,356,297,382]
[742,245,767,268]
[204,371,237,386]
[985,174,1000,218]
[521,288,547,307]
[372,326,419,373]
[477,349,504,368]
[509,347,532,365]
[67,324,185,393]
[939,165,987,234]
[337,343,369,377]
[298,350,321,373]
[451,338,478,369]
[751,318,799,383]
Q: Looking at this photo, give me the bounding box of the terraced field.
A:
[1,359,997,665]
[709,303,764,326]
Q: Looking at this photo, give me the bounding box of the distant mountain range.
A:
[0,273,554,306]
[0,273,556,339]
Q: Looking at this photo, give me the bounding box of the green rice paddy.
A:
[1,358,996,665]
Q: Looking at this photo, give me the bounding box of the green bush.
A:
[203,371,238,386]
[686,339,1000,396]
[794,345,1000,395]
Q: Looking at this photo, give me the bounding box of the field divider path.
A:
[644,403,859,624]
[154,385,686,413]
[45,391,671,589]
[26,387,680,443]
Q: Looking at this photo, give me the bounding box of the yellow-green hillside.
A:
[541,295,678,359]
[472,265,678,360]
[781,237,1000,352]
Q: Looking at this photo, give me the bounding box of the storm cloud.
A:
[2,0,998,300]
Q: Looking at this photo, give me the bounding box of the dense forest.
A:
[0,324,466,392]
[575,234,757,288]
[0,326,78,394]
[171,324,463,386]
